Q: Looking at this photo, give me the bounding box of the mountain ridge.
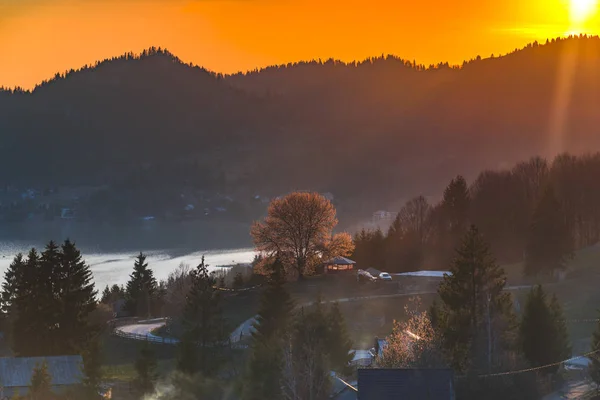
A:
[1,36,600,228]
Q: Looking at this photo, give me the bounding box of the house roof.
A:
[0,356,83,387]
[324,256,356,265]
[357,368,454,400]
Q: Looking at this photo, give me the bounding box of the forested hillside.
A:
[1,36,600,228]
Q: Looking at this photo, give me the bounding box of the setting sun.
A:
[570,0,598,24]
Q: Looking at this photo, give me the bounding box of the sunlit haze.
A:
[1,0,599,89]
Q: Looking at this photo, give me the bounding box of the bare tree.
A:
[398,196,432,245]
[162,263,193,317]
[251,192,339,279]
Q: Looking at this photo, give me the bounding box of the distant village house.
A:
[0,355,83,397]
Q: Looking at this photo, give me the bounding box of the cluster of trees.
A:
[100,255,258,322]
[378,226,572,399]
[116,256,229,398]
[242,258,353,400]
[99,253,162,318]
[353,154,600,277]
[251,192,354,279]
[130,254,355,400]
[0,240,103,398]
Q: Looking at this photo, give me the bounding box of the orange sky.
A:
[0,0,598,89]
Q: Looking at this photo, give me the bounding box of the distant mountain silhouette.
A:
[2,37,600,224]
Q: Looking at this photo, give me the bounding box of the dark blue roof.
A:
[357,368,455,400]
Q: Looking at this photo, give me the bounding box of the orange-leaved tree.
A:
[378,297,443,368]
[251,192,353,279]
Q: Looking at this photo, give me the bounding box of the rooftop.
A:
[357,368,455,400]
[0,356,83,388]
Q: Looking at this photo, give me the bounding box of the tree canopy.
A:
[252,192,352,278]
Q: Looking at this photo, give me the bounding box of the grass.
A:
[102,359,175,382]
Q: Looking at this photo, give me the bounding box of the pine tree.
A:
[437,225,515,373]
[1,253,24,314]
[519,285,554,369]
[326,302,354,376]
[436,175,470,266]
[125,253,158,317]
[11,249,46,356]
[39,241,62,355]
[134,342,158,394]
[548,294,571,363]
[520,286,571,373]
[251,258,294,341]
[243,257,294,400]
[30,361,52,400]
[176,256,226,376]
[590,313,600,388]
[100,286,111,304]
[57,239,97,355]
[1,254,24,351]
[525,186,573,277]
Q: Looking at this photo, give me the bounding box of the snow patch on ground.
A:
[392,271,450,278]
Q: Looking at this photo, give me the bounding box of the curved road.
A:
[116,320,178,343]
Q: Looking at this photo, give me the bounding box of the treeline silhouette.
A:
[2,36,600,228]
[352,152,599,274]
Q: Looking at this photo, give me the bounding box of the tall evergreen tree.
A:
[57,239,98,355]
[436,175,470,266]
[251,258,294,342]
[326,302,354,376]
[125,253,158,317]
[437,225,515,373]
[589,313,600,388]
[519,286,554,369]
[11,249,47,356]
[2,241,97,357]
[524,186,573,277]
[243,257,294,400]
[1,253,24,314]
[520,286,570,373]
[548,294,571,363]
[1,254,24,350]
[176,256,226,376]
[39,241,62,354]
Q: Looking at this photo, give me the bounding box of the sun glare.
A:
[570,0,598,24]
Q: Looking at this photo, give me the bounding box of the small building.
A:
[0,355,83,397]
[323,257,356,274]
[357,368,455,400]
